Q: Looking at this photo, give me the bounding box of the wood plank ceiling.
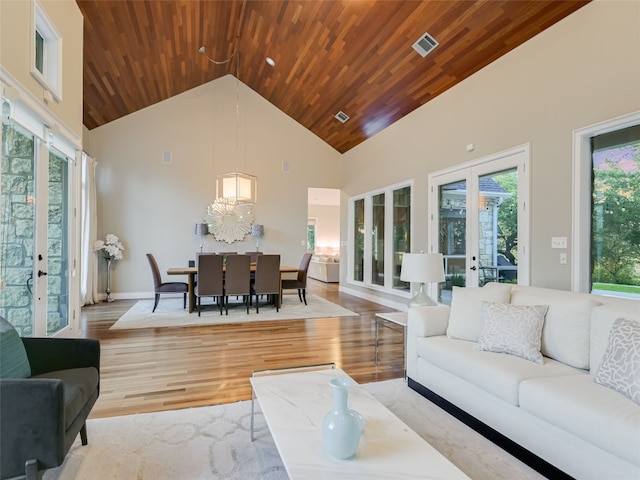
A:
[77,0,589,154]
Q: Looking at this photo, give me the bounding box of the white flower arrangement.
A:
[94,233,125,260]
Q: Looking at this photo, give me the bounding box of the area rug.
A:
[110,295,358,330]
[44,379,544,480]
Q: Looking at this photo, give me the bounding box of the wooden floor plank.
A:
[81,280,404,418]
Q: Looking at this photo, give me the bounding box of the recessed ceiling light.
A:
[266,57,276,67]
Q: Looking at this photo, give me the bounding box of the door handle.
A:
[470,266,477,271]
[38,270,48,277]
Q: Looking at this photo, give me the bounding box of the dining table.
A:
[167,264,299,313]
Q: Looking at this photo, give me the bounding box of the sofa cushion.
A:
[33,367,100,429]
[510,287,596,369]
[519,373,640,468]
[446,283,512,342]
[595,318,640,404]
[416,335,581,406]
[474,302,548,363]
[0,317,31,379]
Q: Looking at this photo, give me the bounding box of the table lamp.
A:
[251,224,264,252]
[400,252,445,307]
[195,223,209,252]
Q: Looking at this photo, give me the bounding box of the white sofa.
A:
[407,283,640,480]
[308,256,339,283]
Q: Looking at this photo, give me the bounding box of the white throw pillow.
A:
[511,288,594,369]
[474,302,548,363]
[446,283,512,342]
[595,318,640,405]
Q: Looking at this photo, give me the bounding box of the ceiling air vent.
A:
[335,111,349,123]
[412,32,439,58]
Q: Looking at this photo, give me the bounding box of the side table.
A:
[374,311,408,377]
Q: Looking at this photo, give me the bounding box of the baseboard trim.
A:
[338,285,408,311]
[407,378,575,480]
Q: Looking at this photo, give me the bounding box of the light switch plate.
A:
[551,237,567,249]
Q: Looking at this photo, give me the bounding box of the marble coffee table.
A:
[250,368,470,479]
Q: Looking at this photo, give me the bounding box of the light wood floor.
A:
[81,280,405,418]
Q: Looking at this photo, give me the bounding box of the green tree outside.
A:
[592,145,640,286]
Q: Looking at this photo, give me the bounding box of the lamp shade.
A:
[251,224,264,238]
[195,223,209,236]
[216,171,257,204]
[400,253,445,284]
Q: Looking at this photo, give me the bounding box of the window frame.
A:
[347,180,413,297]
[31,0,63,102]
[572,111,640,293]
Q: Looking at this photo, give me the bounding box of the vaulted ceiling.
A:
[76,0,589,153]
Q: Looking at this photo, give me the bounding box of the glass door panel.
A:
[478,168,519,286]
[1,113,36,336]
[371,193,385,286]
[439,180,468,303]
[1,101,72,337]
[46,149,70,335]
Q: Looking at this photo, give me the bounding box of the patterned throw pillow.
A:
[474,302,548,363]
[595,318,640,405]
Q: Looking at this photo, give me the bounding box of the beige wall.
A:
[341,0,640,295]
[84,75,342,296]
[0,0,83,136]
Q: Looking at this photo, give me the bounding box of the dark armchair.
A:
[0,317,100,480]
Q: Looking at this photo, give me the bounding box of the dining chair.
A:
[281,252,313,305]
[223,254,252,314]
[252,254,281,313]
[195,254,224,316]
[245,251,263,263]
[146,253,188,312]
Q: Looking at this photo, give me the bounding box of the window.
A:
[349,182,412,295]
[371,193,385,286]
[590,125,640,296]
[573,111,640,297]
[35,30,45,75]
[353,198,365,282]
[32,1,62,101]
[392,186,411,290]
[307,218,316,253]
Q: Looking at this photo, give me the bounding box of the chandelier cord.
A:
[199,47,234,66]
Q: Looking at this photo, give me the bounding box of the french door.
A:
[1,101,74,337]
[428,145,530,304]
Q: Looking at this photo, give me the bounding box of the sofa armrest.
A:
[407,305,451,338]
[406,305,450,380]
[0,378,66,473]
[22,337,100,377]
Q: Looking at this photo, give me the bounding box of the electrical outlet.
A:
[560,253,567,265]
[551,237,567,249]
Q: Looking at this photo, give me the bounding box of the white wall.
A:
[340,0,640,296]
[84,75,342,296]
